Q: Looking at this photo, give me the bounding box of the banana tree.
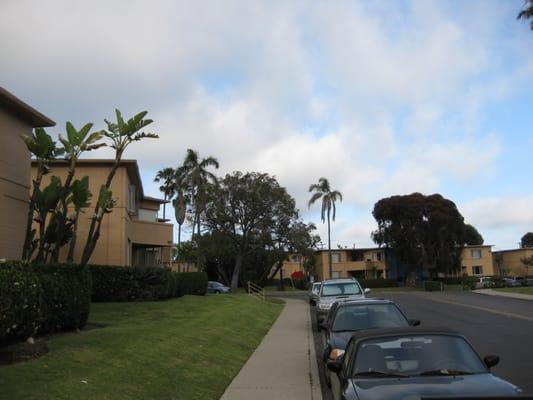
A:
[20,128,63,260]
[81,110,158,266]
[66,177,92,263]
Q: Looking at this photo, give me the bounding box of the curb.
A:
[472,289,533,301]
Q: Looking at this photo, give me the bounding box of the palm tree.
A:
[154,167,177,220]
[518,0,533,30]
[176,149,219,239]
[308,177,342,279]
[173,188,187,259]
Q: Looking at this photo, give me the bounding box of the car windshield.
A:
[353,335,487,378]
[321,282,361,297]
[332,304,409,332]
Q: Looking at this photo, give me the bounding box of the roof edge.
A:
[0,87,55,127]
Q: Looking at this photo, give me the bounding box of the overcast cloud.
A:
[2,0,532,249]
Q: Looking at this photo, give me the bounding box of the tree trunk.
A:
[162,194,167,220]
[231,252,243,291]
[34,212,48,264]
[66,210,80,263]
[22,171,43,260]
[327,210,332,279]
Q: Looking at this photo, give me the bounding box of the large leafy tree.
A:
[202,172,301,291]
[308,177,342,279]
[521,232,533,248]
[521,255,533,277]
[372,193,466,284]
[154,167,176,220]
[81,110,158,266]
[176,149,219,239]
[464,224,484,246]
[518,0,533,30]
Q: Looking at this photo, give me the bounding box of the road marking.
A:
[407,294,533,322]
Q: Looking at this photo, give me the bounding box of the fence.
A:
[247,281,265,301]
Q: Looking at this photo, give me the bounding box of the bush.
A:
[177,272,208,295]
[423,281,443,291]
[0,262,41,344]
[0,261,91,344]
[34,264,91,334]
[90,265,139,302]
[358,279,398,288]
[293,276,310,290]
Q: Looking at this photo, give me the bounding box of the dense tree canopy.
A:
[372,193,466,282]
[464,224,484,246]
[202,171,317,290]
[521,232,533,248]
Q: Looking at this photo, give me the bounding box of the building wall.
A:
[493,248,533,277]
[460,246,495,276]
[316,249,387,281]
[0,109,32,260]
[30,164,172,266]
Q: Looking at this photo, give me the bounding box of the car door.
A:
[332,339,356,400]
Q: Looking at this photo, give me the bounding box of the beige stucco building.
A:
[0,87,55,261]
[459,245,495,277]
[31,159,173,267]
[493,248,533,277]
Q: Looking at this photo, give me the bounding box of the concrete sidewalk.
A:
[220,298,322,400]
[473,288,533,301]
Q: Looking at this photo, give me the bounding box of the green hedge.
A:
[358,279,398,288]
[0,262,91,344]
[0,263,41,343]
[90,265,207,301]
[177,272,208,295]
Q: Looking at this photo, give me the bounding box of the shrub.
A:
[177,272,208,295]
[0,262,42,344]
[90,265,139,302]
[292,276,310,290]
[423,281,443,291]
[358,279,398,288]
[34,264,91,334]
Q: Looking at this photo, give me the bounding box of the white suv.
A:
[315,278,369,322]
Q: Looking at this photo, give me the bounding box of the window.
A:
[350,251,364,261]
[471,249,482,259]
[128,185,137,214]
[138,208,158,222]
[331,252,341,263]
[472,265,483,275]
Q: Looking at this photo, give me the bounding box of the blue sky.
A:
[1,0,532,250]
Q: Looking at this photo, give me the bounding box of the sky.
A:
[2,0,532,251]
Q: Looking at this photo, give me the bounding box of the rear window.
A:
[321,282,361,296]
[332,304,409,332]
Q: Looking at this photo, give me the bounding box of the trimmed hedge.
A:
[0,262,91,344]
[90,265,207,301]
[358,279,398,288]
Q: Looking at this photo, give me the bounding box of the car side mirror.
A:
[364,288,371,294]
[326,358,343,374]
[484,355,499,369]
[319,321,329,331]
[409,319,421,326]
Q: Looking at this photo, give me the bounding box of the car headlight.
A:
[318,302,331,310]
[329,348,345,360]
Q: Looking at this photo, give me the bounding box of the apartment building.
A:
[31,159,173,266]
[460,245,495,276]
[493,248,533,277]
[0,87,55,260]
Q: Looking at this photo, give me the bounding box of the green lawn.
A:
[0,295,283,400]
[495,287,533,295]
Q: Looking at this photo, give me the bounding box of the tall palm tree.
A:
[308,177,342,279]
[176,149,219,239]
[518,0,533,30]
[154,167,177,220]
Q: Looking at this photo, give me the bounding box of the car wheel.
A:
[215,290,221,294]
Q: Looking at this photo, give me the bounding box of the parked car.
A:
[309,281,322,306]
[320,299,419,387]
[315,279,369,324]
[502,277,523,287]
[474,276,495,289]
[207,281,231,294]
[326,327,522,400]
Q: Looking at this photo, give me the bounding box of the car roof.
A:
[348,326,462,343]
[323,278,358,284]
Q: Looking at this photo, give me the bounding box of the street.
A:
[309,290,533,398]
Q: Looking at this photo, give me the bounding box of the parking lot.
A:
[310,290,533,398]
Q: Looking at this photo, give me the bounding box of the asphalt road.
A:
[369,291,533,394]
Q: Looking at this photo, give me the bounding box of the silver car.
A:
[315,278,369,323]
[309,281,322,306]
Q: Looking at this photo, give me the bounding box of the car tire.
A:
[215,290,221,294]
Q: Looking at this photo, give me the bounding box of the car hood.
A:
[319,294,365,305]
[353,374,521,400]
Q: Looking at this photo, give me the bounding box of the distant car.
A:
[474,276,495,289]
[502,277,522,287]
[207,281,231,294]
[315,279,369,323]
[326,327,522,400]
[309,281,322,306]
[320,299,419,387]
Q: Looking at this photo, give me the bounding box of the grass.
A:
[0,295,283,400]
[494,287,533,295]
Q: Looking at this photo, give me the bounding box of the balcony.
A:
[130,219,173,247]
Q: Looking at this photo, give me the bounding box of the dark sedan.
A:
[207,281,231,294]
[327,327,523,400]
[320,299,418,387]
